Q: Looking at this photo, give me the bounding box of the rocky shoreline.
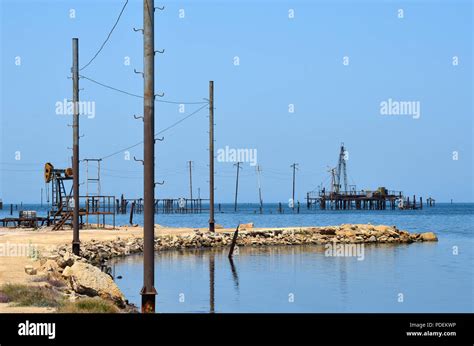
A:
[62,223,437,264]
[31,224,437,311]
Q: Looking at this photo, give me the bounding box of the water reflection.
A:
[209,253,214,313]
[228,257,239,290]
[111,243,471,313]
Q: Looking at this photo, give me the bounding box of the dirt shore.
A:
[0,224,230,283]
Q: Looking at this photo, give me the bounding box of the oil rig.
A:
[44,162,116,229]
[306,144,422,210]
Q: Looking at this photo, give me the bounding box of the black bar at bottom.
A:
[0,313,471,345]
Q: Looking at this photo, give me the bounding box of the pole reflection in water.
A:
[228,257,239,290]
[209,253,215,313]
[110,242,466,313]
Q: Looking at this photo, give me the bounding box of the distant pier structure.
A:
[117,195,207,215]
[306,143,424,211]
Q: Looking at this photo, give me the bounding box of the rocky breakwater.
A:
[52,224,438,265]
[156,224,438,249]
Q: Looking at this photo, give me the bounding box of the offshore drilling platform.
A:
[306,144,425,211]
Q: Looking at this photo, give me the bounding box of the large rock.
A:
[62,262,125,307]
[420,232,438,242]
[373,225,392,234]
[319,228,336,235]
[336,229,355,237]
[57,252,75,268]
[24,265,37,275]
[40,260,60,273]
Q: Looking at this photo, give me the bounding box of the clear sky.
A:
[1,0,472,203]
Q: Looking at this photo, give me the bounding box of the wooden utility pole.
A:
[256,165,263,213]
[188,161,193,200]
[141,0,157,313]
[234,162,242,212]
[290,163,298,211]
[72,38,80,256]
[209,81,215,233]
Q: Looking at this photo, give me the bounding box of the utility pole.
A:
[291,163,298,211]
[209,81,215,233]
[141,0,157,313]
[188,161,193,200]
[234,162,242,212]
[256,165,263,213]
[72,38,80,256]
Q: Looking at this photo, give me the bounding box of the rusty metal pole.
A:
[209,81,215,233]
[72,38,80,256]
[141,0,157,313]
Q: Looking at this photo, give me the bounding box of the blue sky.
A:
[1,0,472,203]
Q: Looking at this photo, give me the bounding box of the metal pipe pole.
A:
[141,0,157,313]
[291,163,298,211]
[209,81,215,233]
[234,162,241,212]
[256,165,263,213]
[188,161,193,200]
[72,38,80,256]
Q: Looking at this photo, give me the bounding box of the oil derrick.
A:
[328,166,338,194]
[336,143,348,194]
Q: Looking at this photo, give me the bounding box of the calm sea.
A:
[1,203,472,312]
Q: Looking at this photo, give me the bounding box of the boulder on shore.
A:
[62,262,125,307]
[40,259,60,273]
[420,232,438,242]
[57,252,75,269]
[24,265,37,275]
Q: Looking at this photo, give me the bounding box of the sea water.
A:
[2,203,472,312]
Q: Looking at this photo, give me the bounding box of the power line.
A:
[100,103,208,160]
[155,103,208,134]
[80,75,209,105]
[80,0,129,71]
[80,74,141,98]
[2,168,42,172]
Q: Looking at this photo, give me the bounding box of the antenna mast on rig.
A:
[336,143,348,194]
